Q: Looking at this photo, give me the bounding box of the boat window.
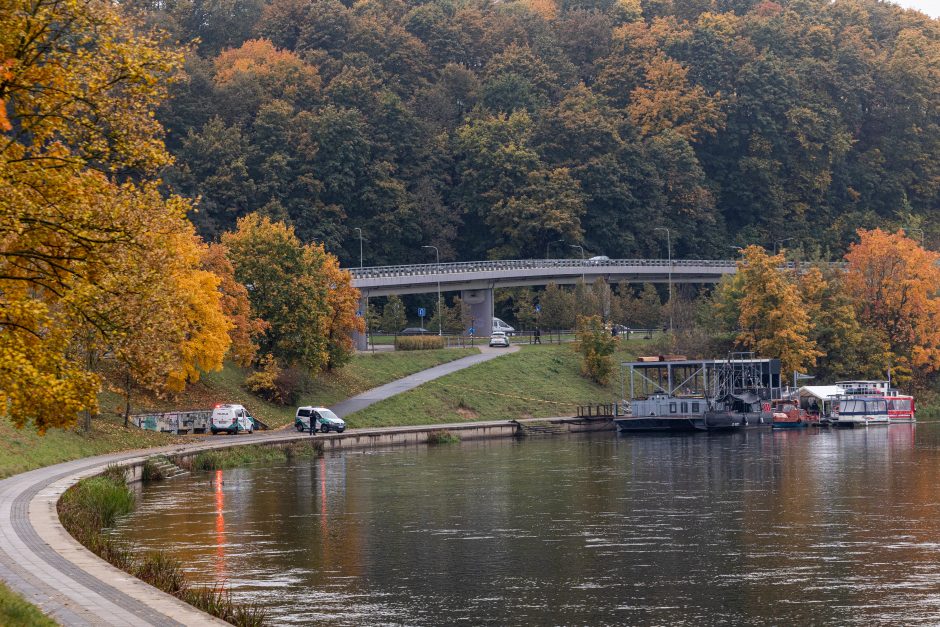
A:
[681,402,688,413]
[841,399,864,414]
[889,399,912,411]
[669,402,677,413]
[691,402,700,412]
[866,400,887,413]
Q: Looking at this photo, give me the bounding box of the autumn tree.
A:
[202,243,268,367]
[0,0,231,432]
[575,314,619,385]
[844,229,940,389]
[222,214,362,375]
[727,246,820,375]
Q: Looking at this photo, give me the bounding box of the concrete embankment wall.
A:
[119,417,614,483]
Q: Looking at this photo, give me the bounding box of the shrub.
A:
[427,430,460,444]
[58,474,135,532]
[141,460,165,482]
[244,354,308,405]
[58,470,267,626]
[395,335,444,350]
[574,315,619,385]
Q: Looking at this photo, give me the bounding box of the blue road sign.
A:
[356,310,362,317]
[468,327,475,335]
[418,307,426,317]
[535,304,541,313]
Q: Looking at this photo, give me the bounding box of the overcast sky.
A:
[889,0,940,17]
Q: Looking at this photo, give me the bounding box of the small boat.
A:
[831,395,889,427]
[614,393,706,432]
[771,400,816,429]
[887,395,916,423]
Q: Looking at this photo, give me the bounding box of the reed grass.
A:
[427,430,461,444]
[58,470,267,626]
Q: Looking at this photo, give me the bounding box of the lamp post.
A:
[422,245,442,336]
[773,237,795,255]
[569,244,585,282]
[354,227,363,268]
[547,238,564,260]
[654,227,672,333]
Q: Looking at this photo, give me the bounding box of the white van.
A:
[492,317,515,335]
[295,407,346,433]
[210,404,255,435]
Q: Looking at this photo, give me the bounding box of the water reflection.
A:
[113,424,940,625]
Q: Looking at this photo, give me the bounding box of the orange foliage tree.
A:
[845,229,940,388]
[202,243,268,367]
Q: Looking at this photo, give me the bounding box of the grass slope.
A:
[346,341,649,428]
[0,580,57,627]
[1,348,477,480]
[106,348,478,429]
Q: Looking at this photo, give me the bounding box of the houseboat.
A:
[614,355,779,433]
[831,395,890,427]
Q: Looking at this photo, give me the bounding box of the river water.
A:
[112,425,940,625]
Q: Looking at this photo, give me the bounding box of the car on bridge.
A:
[400,327,431,335]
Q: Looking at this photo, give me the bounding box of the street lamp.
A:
[654,227,672,333]
[773,237,795,255]
[729,245,743,252]
[547,238,565,260]
[422,245,442,336]
[354,227,364,268]
[569,244,585,282]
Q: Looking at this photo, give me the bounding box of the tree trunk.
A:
[123,367,132,428]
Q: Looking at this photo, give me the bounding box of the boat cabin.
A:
[632,393,708,417]
[797,385,844,418]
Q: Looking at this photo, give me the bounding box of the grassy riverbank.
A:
[0,348,477,480]
[58,467,265,626]
[0,581,57,627]
[346,340,648,427]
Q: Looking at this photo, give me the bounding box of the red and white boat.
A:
[835,381,915,424]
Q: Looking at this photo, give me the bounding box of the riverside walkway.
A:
[0,345,518,625]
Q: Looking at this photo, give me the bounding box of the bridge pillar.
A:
[461,288,493,336]
[354,294,369,351]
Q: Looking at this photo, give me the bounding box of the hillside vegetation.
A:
[0,348,475,479]
[145,0,940,262]
[347,341,649,427]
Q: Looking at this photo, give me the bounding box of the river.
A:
[112,424,940,625]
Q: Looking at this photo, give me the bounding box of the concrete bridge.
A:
[350,258,737,345]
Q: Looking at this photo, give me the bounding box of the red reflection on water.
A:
[215,469,226,581]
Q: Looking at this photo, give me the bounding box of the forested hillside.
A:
[138,0,939,264]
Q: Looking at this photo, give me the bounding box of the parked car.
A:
[489,330,510,348]
[295,406,346,433]
[210,404,255,435]
[492,317,515,335]
[400,327,431,335]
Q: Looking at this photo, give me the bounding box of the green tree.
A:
[539,282,576,330]
[222,214,332,372]
[381,295,408,334]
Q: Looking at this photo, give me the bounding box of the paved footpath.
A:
[0,345,518,626]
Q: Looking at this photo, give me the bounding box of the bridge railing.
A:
[349,258,738,280]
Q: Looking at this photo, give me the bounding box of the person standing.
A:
[534,327,542,344]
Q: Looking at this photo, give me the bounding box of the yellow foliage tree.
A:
[734,246,820,375]
[845,229,940,389]
[0,0,230,432]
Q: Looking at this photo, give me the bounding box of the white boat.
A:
[831,396,889,427]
